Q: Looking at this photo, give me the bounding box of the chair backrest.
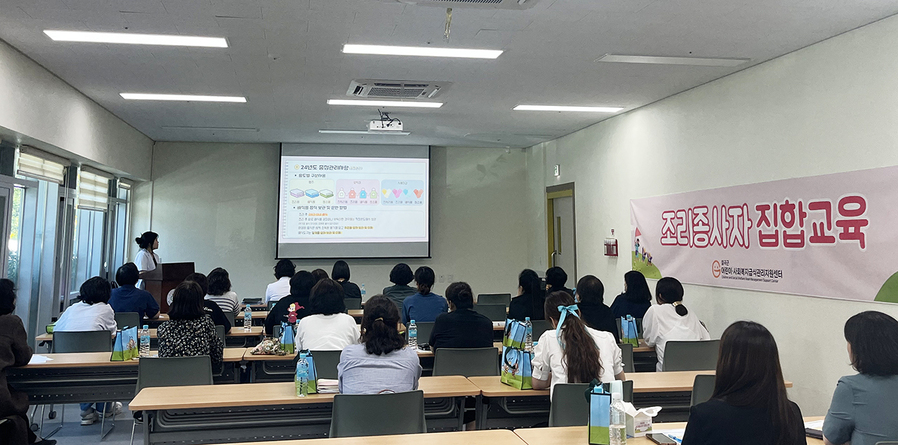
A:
[114,312,140,330]
[601,380,634,403]
[619,342,635,373]
[690,374,716,407]
[477,293,511,306]
[306,350,342,380]
[875,442,898,445]
[52,331,113,353]
[268,300,278,311]
[272,324,282,339]
[223,311,236,328]
[329,391,426,438]
[532,319,553,340]
[243,298,262,305]
[136,356,214,393]
[214,324,225,345]
[475,304,508,322]
[412,322,435,346]
[663,340,721,372]
[432,347,499,377]
[344,298,362,310]
[549,381,634,427]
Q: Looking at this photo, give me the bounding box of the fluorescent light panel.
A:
[514,105,623,113]
[44,30,227,48]
[319,130,410,136]
[121,93,246,103]
[327,99,442,108]
[343,44,502,59]
[596,54,749,67]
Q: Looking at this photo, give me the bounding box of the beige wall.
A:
[136,142,533,301]
[524,14,898,414]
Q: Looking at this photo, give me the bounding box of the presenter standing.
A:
[134,231,161,273]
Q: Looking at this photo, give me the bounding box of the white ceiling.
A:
[1,0,897,148]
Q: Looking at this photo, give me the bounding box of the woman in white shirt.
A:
[134,231,161,273]
[265,259,295,304]
[532,291,625,395]
[643,277,711,372]
[295,279,359,350]
[205,268,240,315]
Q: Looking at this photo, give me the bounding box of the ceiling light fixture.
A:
[514,105,623,113]
[121,93,246,103]
[327,99,442,108]
[596,54,749,67]
[343,44,502,59]
[319,130,411,136]
[44,30,227,48]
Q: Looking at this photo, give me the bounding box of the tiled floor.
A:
[31,402,141,445]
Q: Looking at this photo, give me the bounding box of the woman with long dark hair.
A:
[823,311,898,445]
[508,269,546,321]
[532,291,624,395]
[610,270,653,319]
[337,295,422,394]
[682,321,805,445]
[643,277,710,371]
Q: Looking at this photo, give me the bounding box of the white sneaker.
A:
[80,409,98,426]
[102,402,123,418]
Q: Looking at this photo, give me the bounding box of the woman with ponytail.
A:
[682,321,805,445]
[134,231,161,273]
[338,295,422,394]
[509,269,546,321]
[532,291,624,395]
[401,266,448,325]
[643,277,710,372]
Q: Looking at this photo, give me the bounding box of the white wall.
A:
[0,39,153,178]
[141,142,532,302]
[525,14,898,415]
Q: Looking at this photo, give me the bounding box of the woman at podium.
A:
[134,231,161,272]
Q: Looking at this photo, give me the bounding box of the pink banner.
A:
[630,165,898,303]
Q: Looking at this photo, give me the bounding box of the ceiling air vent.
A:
[347,79,450,100]
[392,0,538,10]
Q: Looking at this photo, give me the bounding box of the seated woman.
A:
[311,268,329,283]
[824,311,898,445]
[169,273,231,333]
[204,267,240,315]
[382,263,416,309]
[0,279,56,445]
[158,281,224,371]
[338,295,422,394]
[109,263,159,319]
[532,291,625,395]
[54,277,120,425]
[508,269,546,321]
[682,321,805,445]
[429,282,493,350]
[401,266,448,325]
[332,260,362,308]
[265,259,295,304]
[575,275,619,342]
[643,277,710,372]
[294,279,359,350]
[544,267,573,296]
[610,270,653,319]
[264,271,315,335]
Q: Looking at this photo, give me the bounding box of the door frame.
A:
[546,182,577,279]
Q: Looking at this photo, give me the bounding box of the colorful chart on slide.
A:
[278,156,429,244]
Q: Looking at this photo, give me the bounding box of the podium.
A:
[140,262,195,313]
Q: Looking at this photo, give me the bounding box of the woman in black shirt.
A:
[429,282,493,350]
[264,270,315,335]
[575,275,619,342]
[508,269,546,321]
[682,321,806,445]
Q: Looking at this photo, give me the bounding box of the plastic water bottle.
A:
[295,352,310,397]
[408,320,418,349]
[610,392,627,445]
[524,317,533,352]
[244,305,253,331]
[139,325,150,357]
[360,284,366,301]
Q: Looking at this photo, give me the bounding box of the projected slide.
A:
[277,144,430,259]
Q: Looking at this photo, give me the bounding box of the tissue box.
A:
[624,405,662,438]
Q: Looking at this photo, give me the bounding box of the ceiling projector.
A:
[368,119,404,132]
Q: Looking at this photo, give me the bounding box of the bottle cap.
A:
[410,319,415,324]
[143,325,149,329]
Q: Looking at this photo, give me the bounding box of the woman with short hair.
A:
[158,281,224,371]
[265,259,296,304]
[429,282,493,350]
[332,260,362,307]
[383,263,416,308]
[824,311,898,445]
[294,279,359,350]
[508,269,546,321]
[205,267,240,315]
[682,321,805,445]
[338,295,421,394]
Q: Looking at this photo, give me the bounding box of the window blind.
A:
[77,167,112,211]
[17,150,66,184]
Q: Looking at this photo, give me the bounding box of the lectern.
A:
[140,262,195,313]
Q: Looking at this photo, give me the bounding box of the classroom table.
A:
[511,417,826,445]
[157,311,269,321]
[36,326,265,349]
[130,376,482,444]
[466,372,794,428]
[209,429,527,445]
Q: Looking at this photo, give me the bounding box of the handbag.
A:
[588,384,612,445]
[280,322,296,354]
[620,316,639,347]
[502,318,527,349]
[298,350,318,394]
[111,326,138,361]
[500,346,533,390]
